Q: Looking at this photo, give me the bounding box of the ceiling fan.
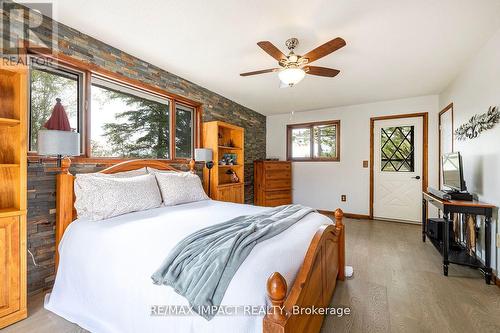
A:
[240,37,346,87]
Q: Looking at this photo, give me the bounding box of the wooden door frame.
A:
[369,112,429,219]
[438,103,454,189]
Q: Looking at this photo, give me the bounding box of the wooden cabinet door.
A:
[0,216,20,318]
[217,185,243,203]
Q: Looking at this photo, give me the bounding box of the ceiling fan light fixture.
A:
[278,67,305,87]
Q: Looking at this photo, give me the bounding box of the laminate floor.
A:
[3,218,499,333]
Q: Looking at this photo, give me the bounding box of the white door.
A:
[373,117,423,222]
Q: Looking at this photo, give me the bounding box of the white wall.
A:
[440,28,500,274]
[266,95,440,215]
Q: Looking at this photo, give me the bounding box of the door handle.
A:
[412,176,421,180]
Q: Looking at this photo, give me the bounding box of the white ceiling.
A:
[46,0,500,115]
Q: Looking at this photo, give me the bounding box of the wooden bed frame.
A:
[55,158,345,333]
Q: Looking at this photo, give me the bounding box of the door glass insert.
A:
[381,126,414,172]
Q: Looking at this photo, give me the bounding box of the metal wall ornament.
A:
[455,106,499,140]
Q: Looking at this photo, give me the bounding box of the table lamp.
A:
[38,130,80,167]
[195,148,214,196]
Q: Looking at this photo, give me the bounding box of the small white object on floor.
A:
[345,265,354,278]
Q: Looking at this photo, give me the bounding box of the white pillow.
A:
[154,172,209,206]
[146,167,177,174]
[74,174,162,221]
[81,167,148,178]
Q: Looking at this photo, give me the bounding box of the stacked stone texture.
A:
[2,3,266,294]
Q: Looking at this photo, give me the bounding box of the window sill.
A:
[27,154,195,165]
[287,158,340,162]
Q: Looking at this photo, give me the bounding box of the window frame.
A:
[173,102,196,159]
[286,120,341,162]
[26,49,202,163]
[90,75,172,159]
[28,56,86,154]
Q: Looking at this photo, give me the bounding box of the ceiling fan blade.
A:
[257,41,287,61]
[302,37,346,63]
[304,66,340,77]
[240,68,279,76]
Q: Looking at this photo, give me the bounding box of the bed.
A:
[47,158,345,333]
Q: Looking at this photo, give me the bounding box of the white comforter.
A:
[45,200,331,333]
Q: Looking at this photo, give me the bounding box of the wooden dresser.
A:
[254,161,292,207]
[0,63,28,328]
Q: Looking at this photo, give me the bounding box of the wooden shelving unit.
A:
[202,121,244,203]
[0,118,21,127]
[0,63,28,328]
[217,145,242,151]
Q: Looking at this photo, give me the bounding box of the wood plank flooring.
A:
[322,218,500,333]
[3,218,500,333]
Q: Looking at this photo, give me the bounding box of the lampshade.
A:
[38,130,80,156]
[279,67,306,86]
[194,148,213,162]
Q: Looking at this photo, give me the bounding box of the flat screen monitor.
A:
[442,152,466,192]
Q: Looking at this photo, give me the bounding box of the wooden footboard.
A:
[263,209,345,333]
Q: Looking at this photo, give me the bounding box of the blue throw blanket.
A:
[151,204,315,320]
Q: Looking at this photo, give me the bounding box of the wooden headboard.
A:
[54,158,195,269]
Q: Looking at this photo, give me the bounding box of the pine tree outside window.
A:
[90,76,196,159]
[91,77,171,158]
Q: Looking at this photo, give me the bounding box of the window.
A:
[287,120,340,161]
[27,53,200,160]
[29,60,83,151]
[91,77,170,158]
[380,126,414,172]
[175,103,194,159]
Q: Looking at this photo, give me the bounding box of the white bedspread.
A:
[45,200,331,333]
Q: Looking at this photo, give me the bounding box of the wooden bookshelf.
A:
[202,121,244,203]
[0,63,28,328]
[217,145,242,151]
[0,118,21,127]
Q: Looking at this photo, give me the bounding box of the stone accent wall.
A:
[2,3,266,294]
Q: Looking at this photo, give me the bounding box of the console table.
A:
[422,192,494,284]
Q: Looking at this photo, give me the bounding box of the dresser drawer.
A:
[264,163,291,171]
[264,198,292,207]
[266,178,291,190]
[265,169,291,180]
[264,190,291,200]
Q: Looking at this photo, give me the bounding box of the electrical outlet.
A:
[341,195,347,202]
[363,160,369,168]
[497,234,500,248]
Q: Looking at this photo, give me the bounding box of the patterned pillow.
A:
[80,167,148,178]
[146,167,177,174]
[154,172,209,206]
[74,174,162,221]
